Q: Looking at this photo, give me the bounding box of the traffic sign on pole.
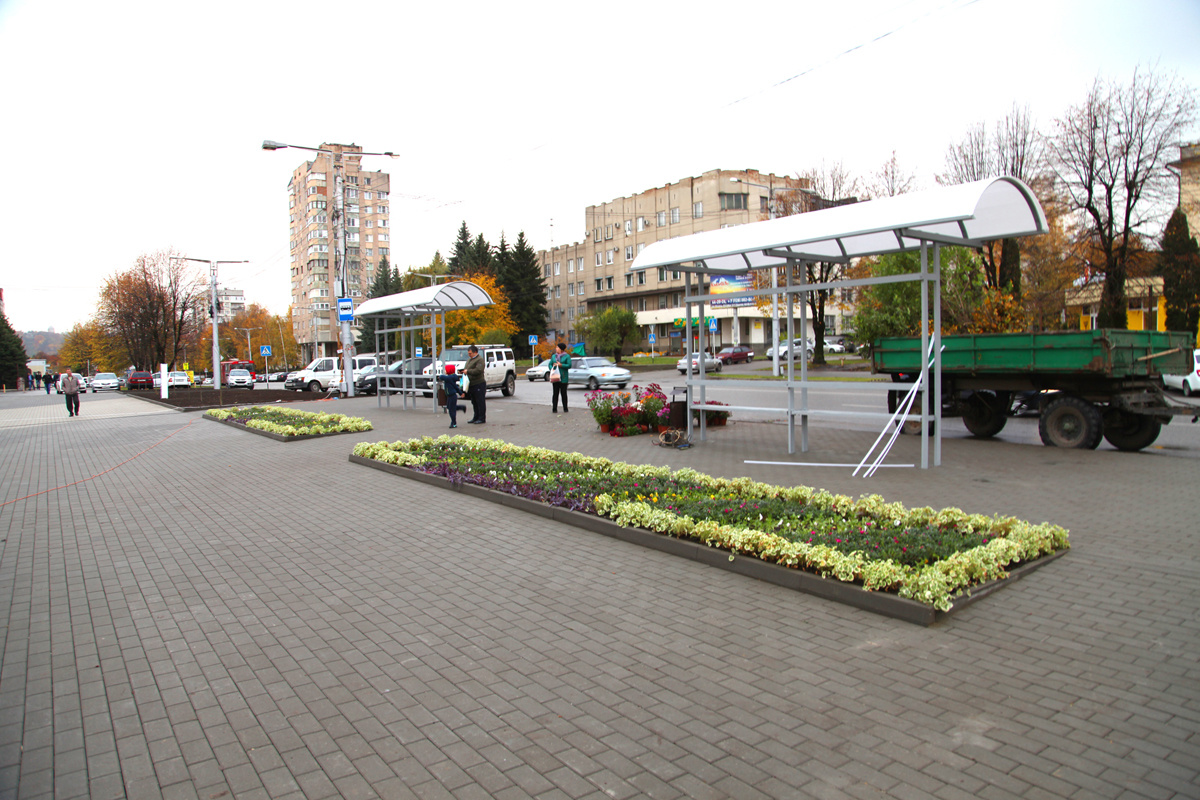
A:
[337,298,354,322]
[260,345,272,357]
[528,335,538,346]
[648,333,657,344]
[708,318,718,333]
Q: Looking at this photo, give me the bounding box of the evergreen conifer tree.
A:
[359,256,394,356]
[0,311,29,390]
[505,231,548,356]
[469,233,494,275]
[1159,207,1200,336]
[447,222,472,273]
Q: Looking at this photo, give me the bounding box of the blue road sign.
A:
[260,345,272,357]
[648,333,657,344]
[708,318,719,333]
[415,347,423,357]
[337,298,354,322]
[528,335,538,346]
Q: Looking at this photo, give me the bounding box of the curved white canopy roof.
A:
[630,176,1047,274]
[354,280,494,317]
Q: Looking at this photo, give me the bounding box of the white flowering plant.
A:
[352,436,1069,610]
[207,406,372,436]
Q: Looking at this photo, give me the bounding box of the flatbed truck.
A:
[872,329,1197,451]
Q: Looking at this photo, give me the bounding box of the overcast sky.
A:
[2,0,1198,334]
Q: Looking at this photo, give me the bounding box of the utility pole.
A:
[235,327,260,362]
[178,256,247,389]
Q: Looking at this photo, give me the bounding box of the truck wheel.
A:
[1102,410,1162,451]
[501,373,515,396]
[962,391,1009,438]
[1039,395,1103,449]
[308,381,321,393]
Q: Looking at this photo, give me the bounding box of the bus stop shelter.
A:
[628,177,1048,469]
[353,281,494,412]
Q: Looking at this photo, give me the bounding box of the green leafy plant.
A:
[352,436,1069,610]
[207,406,372,436]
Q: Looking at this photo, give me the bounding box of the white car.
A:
[167,371,191,387]
[90,372,120,392]
[823,339,846,354]
[1163,349,1200,397]
[766,338,814,361]
[526,359,553,381]
[227,368,255,388]
[676,353,723,374]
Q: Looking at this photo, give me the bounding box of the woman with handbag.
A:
[549,342,571,413]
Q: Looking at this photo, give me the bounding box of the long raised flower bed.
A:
[351,436,1069,623]
[206,406,372,441]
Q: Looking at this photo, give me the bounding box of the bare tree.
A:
[866,151,917,199]
[1048,67,1197,328]
[940,104,1044,296]
[99,250,207,369]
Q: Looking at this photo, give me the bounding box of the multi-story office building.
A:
[538,169,850,354]
[216,288,245,325]
[284,143,390,362]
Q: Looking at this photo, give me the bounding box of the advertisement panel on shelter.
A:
[710,273,755,308]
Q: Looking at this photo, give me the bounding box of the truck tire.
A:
[962,391,1009,438]
[1102,410,1162,451]
[501,372,515,396]
[308,381,321,393]
[1039,395,1103,449]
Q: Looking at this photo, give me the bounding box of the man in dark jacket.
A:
[60,368,82,416]
[464,345,486,423]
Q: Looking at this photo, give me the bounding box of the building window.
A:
[624,246,633,261]
[720,193,748,211]
[567,259,574,273]
[761,196,770,214]
[568,283,574,296]
[657,210,666,227]
[554,261,560,275]
[595,278,603,292]
[606,249,614,265]
[638,298,647,311]
[673,269,681,280]
[624,220,632,236]
[659,267,667,282]
[671,207,680,224]
[568,307,575,320]
[554,285,561,298]
[637,271,646,285]
[605,225,613,240]
[593,228,601,242]
[659,294,668,309]
[693,201,703,218]
[577,281,584,296]
[606,276,614,290]
[595,252,602,267]
[625,274,634,287]
[637,216,646,232]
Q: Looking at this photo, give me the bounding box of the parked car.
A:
[167,371,191,387]
[677,352,724,374]
[268,371,288,382]
[421,344,517,396]
[822,339,846,354]
[358,357,433,396]
[127,371,153,390]
[287,355,377,392]
[526,359,553,381]
[227,368,254,388]
[90,372,120,392]
[567,357,632,389]
[766,338,814,361]
[201,377,214,387]
[716,345,754,364]
[1163,348,1200,397]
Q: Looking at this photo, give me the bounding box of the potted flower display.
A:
[586,390,617,431]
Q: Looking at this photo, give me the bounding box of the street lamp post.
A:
[731,177,784,376]
[178,256,247,389]
[235,327,260,377]
[263,140,397,397]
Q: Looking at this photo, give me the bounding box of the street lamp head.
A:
[261,140,288,151]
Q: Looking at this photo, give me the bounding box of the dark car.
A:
[127,371,153,390]
[357,358,433,396]
[717,345,755,365]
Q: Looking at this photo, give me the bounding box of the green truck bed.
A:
[873,330,1194,378]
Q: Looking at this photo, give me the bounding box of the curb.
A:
[347,454,1067,625]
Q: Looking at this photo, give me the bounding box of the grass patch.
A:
[353,436,1069,610]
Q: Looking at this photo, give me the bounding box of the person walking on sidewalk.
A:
[60,368,81,417]
[44,371,55,394]
[549,342,571,413]
[464,345,486,424]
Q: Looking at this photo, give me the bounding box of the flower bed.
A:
[351,436,1069,612]
[205,406,372,438]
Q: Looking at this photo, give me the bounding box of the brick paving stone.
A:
[2,389,1199,798]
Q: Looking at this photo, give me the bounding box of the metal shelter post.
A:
[919,242,929,470]
[933,243,942,467]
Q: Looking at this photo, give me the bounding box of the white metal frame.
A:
[628,178,1048,468]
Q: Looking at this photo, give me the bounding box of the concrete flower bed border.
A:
[348,452,1066,625]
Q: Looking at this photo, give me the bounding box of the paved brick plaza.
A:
[1,387,1198,799]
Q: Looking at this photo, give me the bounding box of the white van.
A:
[287,355,378,392]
